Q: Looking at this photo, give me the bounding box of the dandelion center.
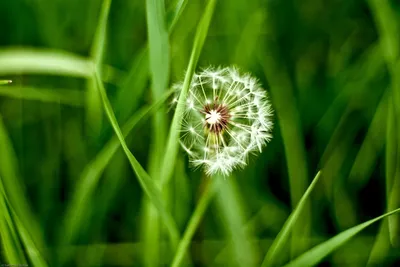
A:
[205,110,220,125]
[203,101,230,134]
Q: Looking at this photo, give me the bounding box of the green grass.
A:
[367,0,400,248]
[0,0,399,266]
[262,171,322,267]
[283,208,400,267]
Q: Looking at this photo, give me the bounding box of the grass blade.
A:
[261,171,322,267]
[234,9,265,66]
[368,0,400,246]
[167,0,189,32]
[114,47,149,123]
[0,48,93,77]
[60,88,174,247]
[0,176,26,265]
[146,0,169,159]
[0,115,47,256]
[160,0,216,188]
[86,0,113,142]
[282,208,400,267]
[90,0,112,66]
[348,89,388,190]
[0,117,49,266]
[143,0,170,265]
[9,207,49,267]
[367,221,392,266]
[114,0,189,124]
[171,178,219,267]
[215,177,260,267]
[94,71,180,248]
[146,0,169,102]
[259,42,310,257]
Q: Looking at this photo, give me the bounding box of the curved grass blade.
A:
[0,182,48,267]
[94,71,180,247]
[160,0,217,188]
[0,48,93,77]
[261,171,322,267]
[9,206,49,267]
[282,208,400,267]
[0,176,26,265]
[60,88,174,247]
[0,115,48,262]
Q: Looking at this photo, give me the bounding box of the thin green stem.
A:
[171,178,219,267]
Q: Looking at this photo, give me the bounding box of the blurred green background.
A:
[0,0,399,266]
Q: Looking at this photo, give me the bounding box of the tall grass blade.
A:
[94,71,180,247]
[146,0,169,159]
[160,0,216,188]
[61,88,174,247]
[143,0,170,265]
[367,221,392,266]
[90,0,112,66]
[167,0,189,32]
[368,0,400,246]
[261,171,322,267]
[114,0,189,123]
[282,208,400,267]
[86,0,112,142]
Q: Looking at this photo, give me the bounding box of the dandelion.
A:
[172,66,273,176]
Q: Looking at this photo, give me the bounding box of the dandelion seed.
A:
[172,66,274,176]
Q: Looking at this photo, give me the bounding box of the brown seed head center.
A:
[203,101,230,134]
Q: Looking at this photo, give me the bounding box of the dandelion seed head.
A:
[172,66,274,176]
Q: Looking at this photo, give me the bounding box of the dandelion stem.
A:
[170,177,220,267]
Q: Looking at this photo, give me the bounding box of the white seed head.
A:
[172,66,274,176]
